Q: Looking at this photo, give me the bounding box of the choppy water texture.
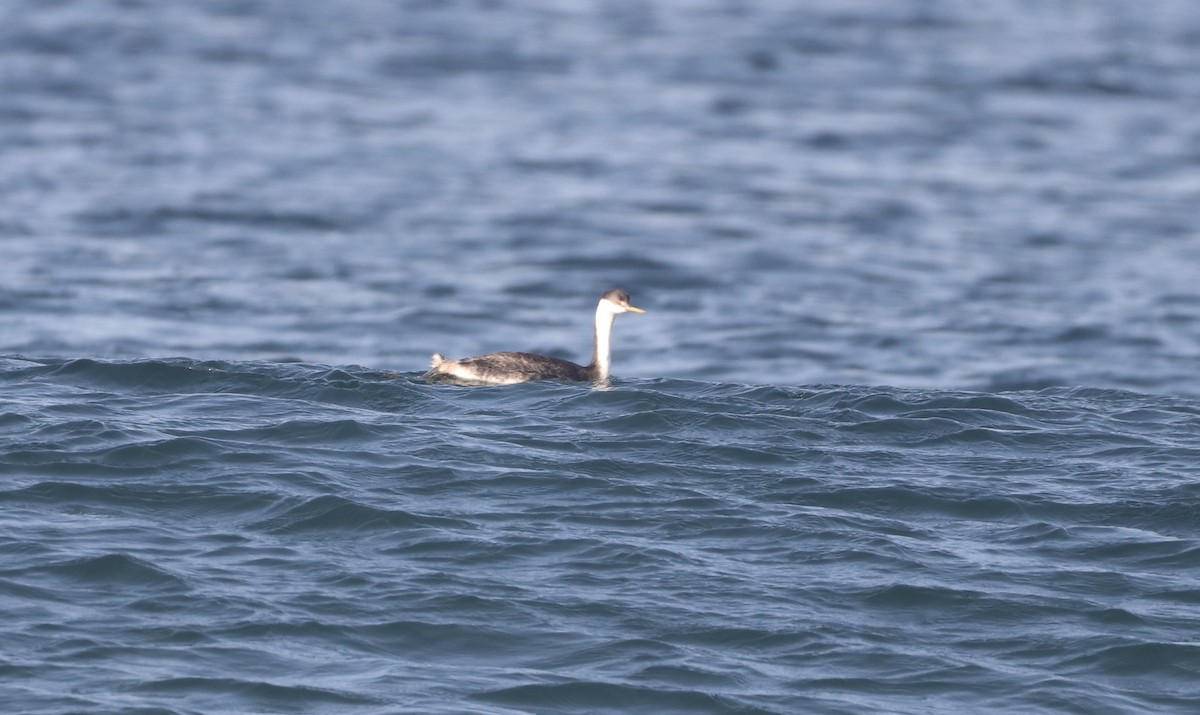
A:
[4,358,1200,714]
[3,1,1200,713]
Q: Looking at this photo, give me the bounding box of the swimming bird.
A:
[426,289,646,385]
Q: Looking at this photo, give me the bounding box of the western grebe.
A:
[426,289,646,385]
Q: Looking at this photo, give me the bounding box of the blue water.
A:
[3,1,1200,713]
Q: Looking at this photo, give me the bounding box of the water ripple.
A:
[4,358,1196,712]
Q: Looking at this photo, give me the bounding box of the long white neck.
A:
[590,300,617,380]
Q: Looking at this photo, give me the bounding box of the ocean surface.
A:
[3,1,1200,713]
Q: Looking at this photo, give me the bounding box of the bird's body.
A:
[428,351,590,384]
[426,289,646,385]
